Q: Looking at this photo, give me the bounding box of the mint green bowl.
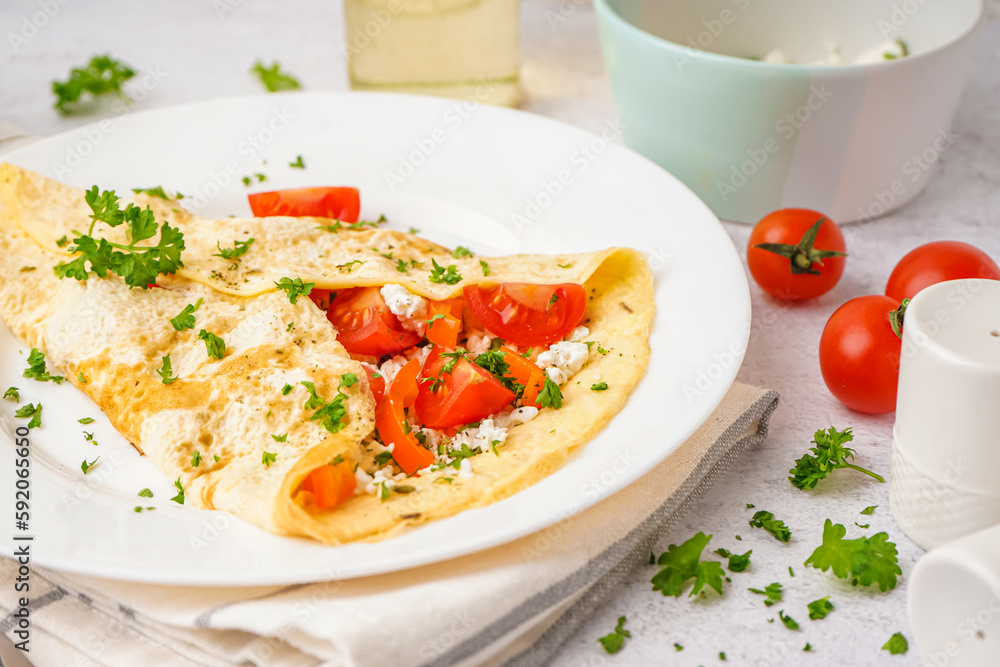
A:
[594,0,983,224]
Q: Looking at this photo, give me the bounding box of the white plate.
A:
[0,92,750,586]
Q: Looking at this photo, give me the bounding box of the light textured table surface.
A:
[2,1,999,665]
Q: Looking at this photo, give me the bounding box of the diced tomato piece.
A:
[415,347,516,429]
[325,287,422,356]
[302,461,356,510]
[464,283,587,346]
[248,187,360,222]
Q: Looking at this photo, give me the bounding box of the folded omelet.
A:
[0,163,653,544]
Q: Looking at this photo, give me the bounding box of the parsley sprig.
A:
[789,427,884,490]
[651,532,725,597]
[52,55,135,115]
[429,259,462,285]
[55,186,185,289]
[804,519,901,592]
[214,238,255,260]
[748,510,791,542]
[251,60,301,92]
[598,616,631,654]
[23,348,65,384]
[274,277,314,304]
[300,373,357,433]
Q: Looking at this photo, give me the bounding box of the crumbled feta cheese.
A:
[546,367,569,385]
[380,284,427,320]
[568,326,590,342]
[473,419,507,454]
[537,341,590,379]
[593,372,602,382]
[365,465,398,495]
[507,406,539,426]
[379,355,408,384]
[466,331,492,354]
[459,458,474,478]
[419,427,445,450]
[407,344,432,366]
[354,467,373,493]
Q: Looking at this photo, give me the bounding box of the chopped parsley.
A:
[77,372,87,384]
[254,173,267,182]
[56,235,69,248]
[271,433,288,442]
[789,427,884,490]
[132,186,171,200]
[138,488,153,498]
[429,258,462,285]
[14,403,42,429]
[547,293,559,311]
[373,451,394,466]
[778,610,799,630]
[242,176,251,186]
[80,457,100,474]
[54,186,185,289]
[674,643,684,651]
[597,616,630,655]
[883,632,908,655]
[289,155,305,169]
[474,350,522,396]
[250,60,301,92]
[807,596,834,620]
[856,522,870,529]
[171,479,185,504]
[52,55,135,115]
[274,277,314,304]
[804,643,812,652]
[804,519,900,591]
[748,582,782,606]
[281,384,293,396]
[395,259,409,273]
[597,345,609,355]
[213,238,255,260]
[591,382,609,391]
[651,532,725,597]
[408,226,420,234]
[714,548,751,572]
[23,348,65,384]
[748,510,791,542]
[337,260,363,273]
[479,259,491,276]
[262,451,277,467]
[157,355,178,384]
[190,451,202,467]
[300,374,355,433]
[451,246,473,258]
[78,417,94,424]
[860,505,877,515]
[535,378,563,410]
[197,330,226,360]
[558,262,573,269]
[3,387,19,402]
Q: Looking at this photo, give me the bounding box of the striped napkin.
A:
[0,383,777,667]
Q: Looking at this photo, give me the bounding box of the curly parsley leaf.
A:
[651,532,725,597]
[262,451,277,467]
[190,451,202,468]
[597,616,631,655]
[197,330,226,360]
[804,519,901,592]
[451,246,473,259]
[778,610,799,631]
[274,276,314,304]
[52,55,135,115]
[749,510,791,543]
[807,596,834,620]
[14,403,42,429]
[429,258,462,285]
[789,426,884,490]
[170,298,203,331]
[479,259,491,276]
[748,582,782,606]
[23,348,65,384]
[171,479,185,504]
[157,355,178,384]
[714,548,752,573]
[3,387,18,402]
[250,60,301,92]
[883,632,908,655]
[214,238,255,260]
[535,377,563,410]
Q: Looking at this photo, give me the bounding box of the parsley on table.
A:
[157,355,178,384]
[52,55,135,114]
[452,246,473,258]
[714,548,751,572]
[271,433,287,442]
[274,277,314,304]
[190,451,202,467]
[778,610,799,630]
[254,173,267,183]
[883,632,908,655]
[262,451,277,467]
[300,374,355,433]
[197,330,226,360]
[804,643,813,652]
[651,532,725,597]
[138,488,153,498]
[597,616,631,655]
[214,238,255,260]
[3,387,19,402]
[132,186,173,200]
[23,348,65,384]
[748,582,782,606]
[674,643,683,651]
[591,382,609,391]
[804,519,901,592]
[14,403,42,429]
[78,417,94,424]
[748,510,791,542]
[807,596,834,620]
[535,378,563,409]
[80,457,100,474]
[170,298,203,331]
[789,426,884,490]
[171,479,185,504]
[250,60,301,92]
[289,155,305,169]
[860,505,877,515]
[54,186,185,289]
[429,258,462,285]
[856,522,870,529]
[479,259,491,276]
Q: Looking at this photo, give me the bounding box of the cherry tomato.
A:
[301,461,356,510]
[325,287,422,356]
[425,297,465,349]
[747,209,847,301]
[463,283,587,346]
[375,359,435,475]
[415,347,516,429]
[885,241,1000,302]
[819,295,902,414]
[362,365,386,405]
[248,187,360,222]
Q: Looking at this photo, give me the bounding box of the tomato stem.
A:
[754,217,847,276]
[889,298,910,339]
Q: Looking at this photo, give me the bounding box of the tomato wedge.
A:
[363,365,386,404]
[375,359,435,475]
[301,461,356,510]
[415,347,516,429]
[248,187,360,221]
[464,283,587,346]
[425,297,464,349]
[325,287,422,356]
[493,346,547,405]
[309,288,337,311]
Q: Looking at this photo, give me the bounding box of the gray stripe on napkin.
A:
[423,390,780,667]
